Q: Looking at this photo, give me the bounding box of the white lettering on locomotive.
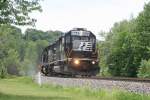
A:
[71,31,90,36]
[73,40,92,51]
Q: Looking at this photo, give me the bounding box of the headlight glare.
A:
[92,61,96,64]
[74,59,80,65]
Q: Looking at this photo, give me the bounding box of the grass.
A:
[0,77,150,100]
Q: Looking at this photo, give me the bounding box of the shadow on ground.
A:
[0,92,71,100]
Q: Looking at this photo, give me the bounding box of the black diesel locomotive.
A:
[40,28,100,76]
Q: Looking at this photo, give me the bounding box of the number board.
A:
[71,31,90,36]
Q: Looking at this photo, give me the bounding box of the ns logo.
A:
[78,42,92,51]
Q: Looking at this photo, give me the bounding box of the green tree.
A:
[0,25,22,77]
[135,2,150,61]
[4,49,20,75]
[24,28,62,42]
[99,2,150,77]
[138,59,150,78]
[136,2,150,77]
[99,19,139,77]
[21,29,61,75]
[0,0,42,25]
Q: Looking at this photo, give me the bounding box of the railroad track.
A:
[35,74,150,94]
[78,76,150,83]
[41,74,150,83]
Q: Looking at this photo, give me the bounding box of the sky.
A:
[19,0,149,39]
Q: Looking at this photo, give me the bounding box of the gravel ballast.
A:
[34,74,150,94]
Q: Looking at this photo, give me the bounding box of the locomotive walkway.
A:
[34,73,150,94]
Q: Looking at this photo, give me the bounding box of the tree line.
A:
[0,0,62,78]
[0,25,61,78]
[99,2,150,78]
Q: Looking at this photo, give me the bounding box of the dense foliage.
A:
[0,0,62,77]
[138,59,150,78]
[99,2,150,77]
[0,0,42,25]
[0,25,61,77]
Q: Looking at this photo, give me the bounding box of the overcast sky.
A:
[19,0,149,38]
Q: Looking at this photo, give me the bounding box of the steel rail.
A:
[41,74,150,83]
[75,76,150,83]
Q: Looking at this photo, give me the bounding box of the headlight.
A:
[74,59,80,65]
[92,61,96,64]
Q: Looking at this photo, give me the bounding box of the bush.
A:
[138,59,150,78]
[0,63,7,78]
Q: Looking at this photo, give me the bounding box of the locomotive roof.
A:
[65,28,94,35]
[43,28,96,52]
